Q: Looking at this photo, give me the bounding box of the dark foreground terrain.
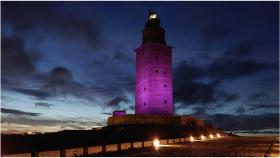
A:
[92,136,280,157]
[1,124,221,155]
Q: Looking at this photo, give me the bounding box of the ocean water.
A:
[225,128,280,137]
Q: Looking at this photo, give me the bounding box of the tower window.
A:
[144,102,146,106]
[144,87,146,90]
[164,72,166,74]
[155,56,159,59]
[164,100,167,104]
[164,84,167,88]
[155,69,158,73]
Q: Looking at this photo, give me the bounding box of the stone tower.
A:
[135,11,173,115]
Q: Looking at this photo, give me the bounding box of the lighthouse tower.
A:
[135,11,173,115]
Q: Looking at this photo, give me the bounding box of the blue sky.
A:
[1,1,279,133]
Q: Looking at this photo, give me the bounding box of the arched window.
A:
[155,69,158,73]
[164,84,167,88]
[164,100,167,104]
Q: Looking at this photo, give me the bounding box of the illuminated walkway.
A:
[93,136,280,157]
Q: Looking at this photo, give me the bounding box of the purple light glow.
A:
[113,111,126,116]
[135,42,174,115]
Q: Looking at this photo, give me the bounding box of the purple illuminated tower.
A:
[135,11,173,115]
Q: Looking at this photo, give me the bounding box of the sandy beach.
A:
[92,136,279,157]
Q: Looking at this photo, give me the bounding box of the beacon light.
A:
[209,134,214,138]
[216,133,221,138]
[153,138,160,148]
[201,135,205,140]
[190,136,194,142]
[149,13,157,20]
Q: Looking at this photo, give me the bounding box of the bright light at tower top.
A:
[149,13,157,20]
[148,10,158,20]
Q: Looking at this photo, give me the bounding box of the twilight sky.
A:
[1,1,279,133]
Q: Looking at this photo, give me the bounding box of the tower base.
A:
[107,114,205,127]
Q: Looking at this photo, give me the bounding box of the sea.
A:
[225,128,280,137]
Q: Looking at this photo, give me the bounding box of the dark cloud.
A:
[128,105,135,111]
[106,96,128,107]
[112,51,132,63]
[101,96,134,114]
[173,61,239,107]
[43,67,85,96]
[2,2,101,49]
[203,25,232,42]
[207,58,273,82]
[225,41,258,58]
[89,72,134,97]
[248,92,271,102]
[244,92,278,112]
[175,81,217,105]
[224,93,239,102]
[1,36,37,78]
[173,55,272,108]
[173,61,203,81]
[235,106,246,114]
[90,60,107,67]
[100,112,112,115]
[206,113,279,130]
[248,104,279,110]
[1,108,40,117]
[188,104,279,131]
[173,61,215,106]
[48,67,73,85]
[214,90,239,103]
[34,102,54,108]
[234,104,278,115]
[192,107,207,117]
[13,88,52,100]
[69,118,106,127]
